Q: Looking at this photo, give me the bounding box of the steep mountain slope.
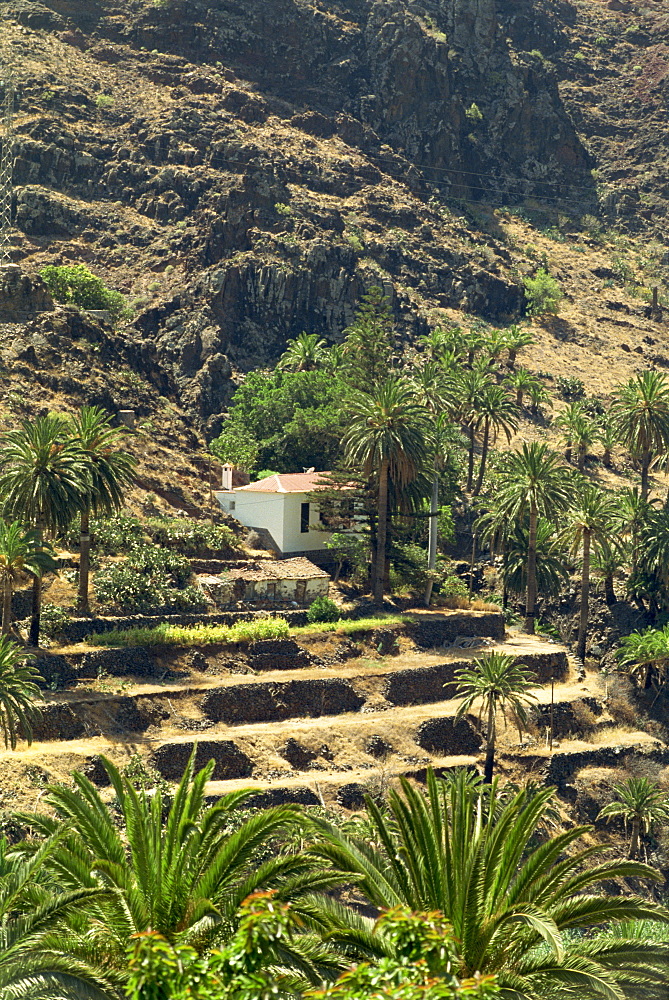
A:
[1,0,668,440]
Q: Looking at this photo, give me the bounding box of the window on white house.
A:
[300,502,310,533]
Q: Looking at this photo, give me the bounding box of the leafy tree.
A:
[494,443,574,631]
[343,377,430,604]
[341,287,396,388]
[0,636,42,748]
[611,371,669,500]
[0,416,87,646]
[311,771,669,997]
[471,383,518,496]
[210,421,260,473]
[598,777,669,859]
[39,264,127,321]
[454,652,538,781]
[0,521,57,635]
[219,369,345,473]
[523,268,563,315]
[68,406,136,613]
[563,483,618,660]
[277,332,327,372]
[325,533,368,583]
[503,325,534,369]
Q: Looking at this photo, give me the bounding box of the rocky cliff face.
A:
[2,0,667,433]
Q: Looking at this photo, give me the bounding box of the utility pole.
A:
[0,61,14,263]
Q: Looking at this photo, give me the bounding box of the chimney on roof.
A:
[221,464,233,490]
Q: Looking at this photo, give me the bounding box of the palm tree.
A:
[0,837,114,999]
[0,635,42,748]
[527,380,552,418]
[18,755,342,986]
[505,368,541,409]
[555,401,587,464]
[452,368,493,491]
[593,538,624,606]
[615,487,657,574]
[612,370,669,500]
[0,417,87,646]
[573,415,598,473]
[277,332,327,372]
[343,377,430,604]
[454,652,539,781]
[495,443,574,631]
[503,325,535,369]
[598,421,619,469]
[0,521,57,635]
[502,517,569,600]
[598,777,669,859]
[563,483,618,661]
[472,383,519,496]
[68,407,136,613]
[311,771,669,998]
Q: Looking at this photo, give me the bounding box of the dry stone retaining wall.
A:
[152,739,254,780]
[201,678,365,723]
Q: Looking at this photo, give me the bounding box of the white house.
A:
[215,469,340,558]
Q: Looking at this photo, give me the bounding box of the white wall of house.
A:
[215,490,332,555]
[216,491,286,551]
[281,494,331,554]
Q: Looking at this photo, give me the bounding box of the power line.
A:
[0,62,14,263]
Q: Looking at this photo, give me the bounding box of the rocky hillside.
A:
[1,0,667,446]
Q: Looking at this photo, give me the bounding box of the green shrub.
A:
[145,519,241,557]
[39,264,127,320]
[306,596,340,624]
[465,102,483,122]
[64,513,147,555]
[523,268,563,315]
[440,575,469,598]
[556,375,585,400]
[93,544,195,612]
[95,94,114,109]
[37,603,72,640]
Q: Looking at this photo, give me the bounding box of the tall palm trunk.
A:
[509,348,518,369]
[473,418,490,496]
[629,817,640,859]
[484,698,496,783]
[466,424,476,492]
[576,529,591,661]
[525,502,538,633]
[1,576,12,636]
[77,505,91,613]
[424,471,439,606]
[373,458,389,606]
[604,573,616,606]
[564,438,572,464]
[516,388,523,408]
[577,444,586,473]
[641,450,651,501]
[603,446,612,469]
[29,572,41,648]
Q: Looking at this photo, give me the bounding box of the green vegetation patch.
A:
[88,617,292,648]
[39,264,127,320]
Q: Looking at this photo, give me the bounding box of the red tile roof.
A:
[235,472,331,493]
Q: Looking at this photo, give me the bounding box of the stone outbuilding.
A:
[197,557,330,607]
